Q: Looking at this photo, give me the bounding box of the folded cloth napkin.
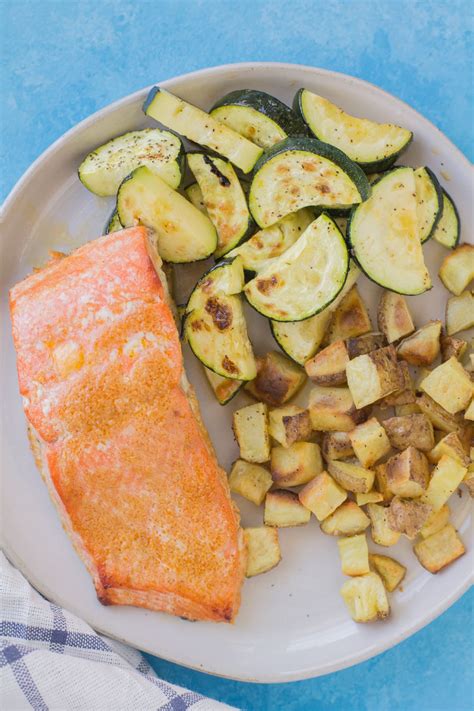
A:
[0,553,235,710]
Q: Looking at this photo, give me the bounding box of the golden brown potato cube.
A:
[233,402,270,463]
[367,503,400,546]
[385,446,430,498]
[438,244,474,295]
[308,385,368,431]
[420,357,473,414]
[414,524,465,573]
[441,335,467,362]
[322,431,354,461]
[397,320,442,366]
[305,340,349,385]
[264,489,311,527]
[415,367,433,393]
[420,503,451,539]
[379,361,416,408]
[299,472,347,521]
[320,500,370,536]
[346,332,386,359]
[464,463,474,497]
[356,490,384,505]
[245,351,306,406]
[374,463,395,503]
[382,414,435,452]
[244,527,281,577]
[340,572,390,622]
[446,291,474,335]
[268,405,312,448]
[327,459,375,493]
[428,432,470,466]
[465,399,474,421]
[349,417,391,468]
[369,554,406,592]
[377,291,415,343]
[388,496,432,539]
[229,460,273,506]
[395,403,422,416]
[338,534,370,576]
[421,454,467,512]
[327,286,372,343]
[346,345,404,409]
[416,393,463,433]
[271,441,322,487]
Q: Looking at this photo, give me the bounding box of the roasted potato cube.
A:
[465,398,474,421]
[446,291,474,335]
[397,320,442,366]
[349,417,391,468]
[322,431,354,461]
[395,403,422,416]
[299,472,347,521]
[233,402,270,463]
[382,414,435,452]
[346,332,386,359]
[369,554,406,592]
[270,441,322,487]
[321,500,370,536]
[340,572,390,622]
[308,385,368,431]
[441,335,467,362]
[244,527,281,577]
[438,244,474,295]
[367,503,400,546]
[305,340,349,385]
[327,459,375,493]
[420,503,451,538]
[415,367,433,393]
[428,432,470,466]
[414,524,465,573]
[377,291,415,344]
[327,286,372,343]
[245,351,306,406]
[420,357,473,414]
[421,454,467,512]
[374,464,394,503]
[268,405,312,448]
[379,361,416,408]
[464,463,474,496]
[388,496,432,539]
[416,393,463,433]
[264,489,311,527]
[229,460,273,505]
[356,490,384,505]
[346,345,404,409]
[385,446,430,498]
[338,534,370,576]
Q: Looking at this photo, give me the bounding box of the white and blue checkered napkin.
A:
[0,553,235,710]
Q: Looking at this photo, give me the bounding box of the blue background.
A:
[1,1,472,709]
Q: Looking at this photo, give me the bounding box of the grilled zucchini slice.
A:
[414,167,443,243]
[432,189,460,248]
[78,128,185,196]
[248,137,370,228]
[245,213,349,321]
[104,208,122,234]
[185,182,207,214]
[348,167,431,294]
[143,87,262,173]
[204,367,243,405]
[294,89,412,171]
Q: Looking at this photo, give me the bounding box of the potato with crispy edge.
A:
[356,490,384,505]
[382,414,435,452]
[264,490,311,527]
[420,357,473,414]
[229,460,273,505]
[464,463,474,496]
[367,503,400,546]
[420,503,451,538]
[340,572,390,622]
[320,500,370,536]
[446,291,474,335]
[377,291,415,344]
[338,534,370,576]
[305,340,349,385]
[374,463,395,503]
[380,361,416,408]
[464,399,474,421]
[349,417,391,468]
[388,496,432,539]
[428,432,470,466]
[421,454,467,512]
[441,335,467,362]
[346,345,404,409]
[369,554,406,592]
[244,527,281,577]
[346,332,386,359]
[308,385,368,432]
[438,244,474,295]
[395,403,421,416]
[397,320,442,366]
[414,524,465,573]
[385,446,430,498]
[233,402,270,463]
[416,393,463,433]
[328,459,375,493]
[327,286,372,344]
[268,405,312,448]
[322,431,355,461]
[299,472,347,521]
[271,441,322,487]
[245,351,306,406]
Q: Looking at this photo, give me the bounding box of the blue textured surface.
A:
[1,1,473,709]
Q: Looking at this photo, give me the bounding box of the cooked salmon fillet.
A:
[10,226,245,622]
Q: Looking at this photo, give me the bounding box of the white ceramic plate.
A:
[1,63,473,683]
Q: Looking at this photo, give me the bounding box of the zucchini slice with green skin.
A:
[432,189,460,248]
[117,166,217,263]
[227,208,314,273]
[185,182,207,214]
[248,137,370,228]
[294,89,413,172]
[186,257,245,312]
[414,167,443,243]
[78,128,184,197]
[245,213,349,322]
[210,89,307,149]
[143,87,263,174]
[187,153,254,257]
[104,208,123,234]
[204,366,243,405]
[348,167,431,295]
[270,262,360,363]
